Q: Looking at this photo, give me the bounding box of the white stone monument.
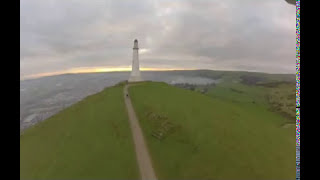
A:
[128,39,143,82]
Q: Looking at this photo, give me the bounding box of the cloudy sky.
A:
[20,0,296,80]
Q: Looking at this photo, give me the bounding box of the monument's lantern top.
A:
[133,39,139,49]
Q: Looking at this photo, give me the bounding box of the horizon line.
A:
[20,67,198,81]
[20,67,295,81]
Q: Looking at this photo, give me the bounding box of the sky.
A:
[20,0,296,80]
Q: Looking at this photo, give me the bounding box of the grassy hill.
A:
[129,82,295,179]
[172,70,296,124]
[20,76,295,179]
[205,80,296,122]
[20,84,139,179]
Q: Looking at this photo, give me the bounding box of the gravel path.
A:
[124,84,157,180]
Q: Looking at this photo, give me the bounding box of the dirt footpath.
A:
[124,84,157,180]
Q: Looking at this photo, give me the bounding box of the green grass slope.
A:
[204,79,295,123]
[265,83,296,122]
[20,85,139,179]
[206,82,269,105]
[129,82,295,180]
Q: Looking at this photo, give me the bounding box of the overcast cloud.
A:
[20,0,296,80]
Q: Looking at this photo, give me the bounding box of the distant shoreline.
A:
[20,69,295,81]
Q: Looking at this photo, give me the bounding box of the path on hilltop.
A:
[124,84,157,180]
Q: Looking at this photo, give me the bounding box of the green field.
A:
[129,82,295,179]
[20,84,139,179]
[176,70,296,123]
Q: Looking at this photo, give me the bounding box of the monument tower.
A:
[128,39,142,82]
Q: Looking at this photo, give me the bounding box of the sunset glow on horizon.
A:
[21,66,197,80]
